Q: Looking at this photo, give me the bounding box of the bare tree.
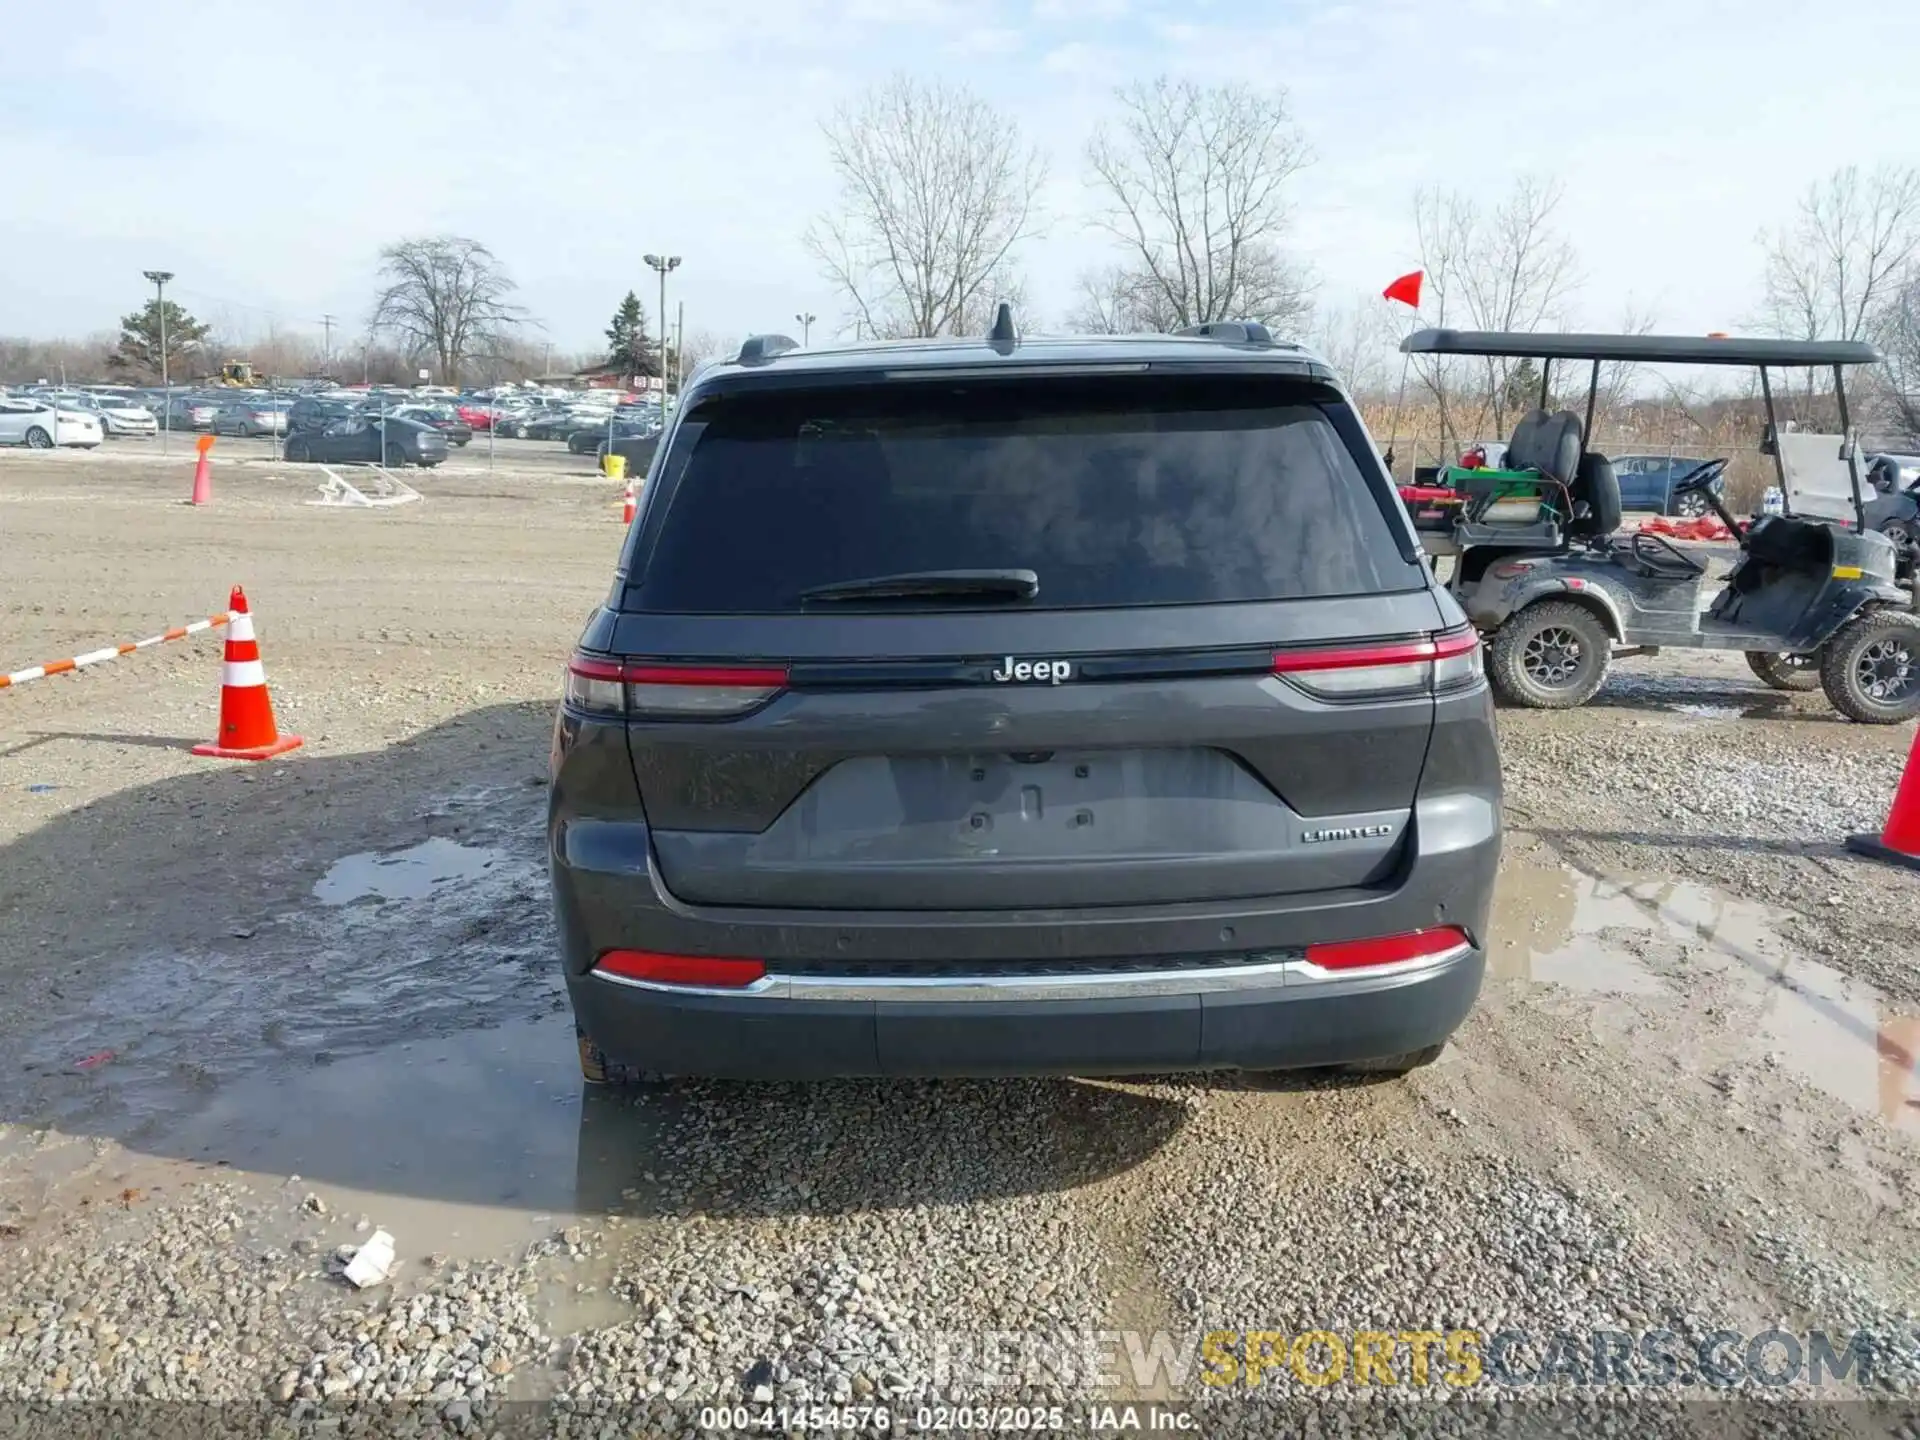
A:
[1884,278,1920,438]
[805,75,1046,340]
[1761,164,1920,343]
[1759,163,1920,421]
[1410,177,1581,455]
[370,236,526,386]
[1306,297,1399,399]
[1585,301,1659,444]
[0,332,116,385]
[676,328,730,377]
[1084,77,1314,332]
[1065,264,1176,334]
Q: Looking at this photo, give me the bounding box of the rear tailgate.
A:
[606,372,1453,911]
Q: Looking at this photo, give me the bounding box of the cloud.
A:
[949,25,1027,55]
[1033,0,1130,19]
[1039,41,1119,76]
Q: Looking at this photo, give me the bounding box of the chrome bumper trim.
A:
[591,943,1471,1003]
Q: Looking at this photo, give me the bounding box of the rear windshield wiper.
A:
[799,568,1040,604]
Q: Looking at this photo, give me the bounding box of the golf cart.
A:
[1398,329,1920,723]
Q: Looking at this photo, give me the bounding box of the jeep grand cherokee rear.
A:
[548,329,1501,1082]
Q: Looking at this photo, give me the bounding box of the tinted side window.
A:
[632,377,1421,614]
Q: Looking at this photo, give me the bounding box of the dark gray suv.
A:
[549,319,1502,1084]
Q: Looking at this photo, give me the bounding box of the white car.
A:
[0,397,104,449]
[61,392,159,437]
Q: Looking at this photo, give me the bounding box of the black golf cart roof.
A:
[1401,328,1883,367]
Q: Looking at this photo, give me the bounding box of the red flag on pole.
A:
[1382,270,1424,309]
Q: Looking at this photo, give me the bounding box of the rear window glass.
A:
[631,378,1419,613]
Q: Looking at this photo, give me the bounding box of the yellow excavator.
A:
[203,360,257,387]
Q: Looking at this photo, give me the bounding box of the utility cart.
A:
[1397,329,1919,723]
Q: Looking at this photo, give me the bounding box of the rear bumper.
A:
[550,784,1499,1079]
[564,943,1483,1079]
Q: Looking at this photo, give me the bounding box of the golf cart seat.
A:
[1507,408,1583,484]
[1442,409,1588,551]
[1566,449,1622,541]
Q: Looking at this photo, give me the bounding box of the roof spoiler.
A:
[736,334,800,366]
[1175,321,1277,345]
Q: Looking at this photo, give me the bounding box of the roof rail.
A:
[1175,320,1275,345]
[986,301,1019,352]
[736,334,800,366]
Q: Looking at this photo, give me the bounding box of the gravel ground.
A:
[1,452,1917,1438]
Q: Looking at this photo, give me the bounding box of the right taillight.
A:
[1272,628,1482,700]
[1430,628,1484,692]
[564,654,788,719]
[594,949,767,988]
[1305,926,1472,971]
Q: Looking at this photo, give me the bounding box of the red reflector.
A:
[594,950,767,987]
[624,664,790,687]
[1305,926,1471,970]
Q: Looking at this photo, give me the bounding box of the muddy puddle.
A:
[1491,855,1920,1134]
[313,837,508,905]
[1665,702,1748,721]
[151,1016,676,1263]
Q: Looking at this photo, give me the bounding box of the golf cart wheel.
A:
[1343,1043,1445,1077]
[1488,600,1612,709]
[576,1027,671,1088]
[1821,611,1920,724]
[1745,650,1823,692]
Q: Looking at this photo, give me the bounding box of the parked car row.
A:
[1,377,669,467]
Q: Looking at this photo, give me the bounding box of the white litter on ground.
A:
[344,1230,397,1288]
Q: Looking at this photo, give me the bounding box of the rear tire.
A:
[576,1028,672,1088]
[1673,489,1709,518]
[25,426,52,449]
[1487,600,1612,709]
[1344,1043,1446,1076]
[1820,610,1920,724]
[1745,650,1823,692]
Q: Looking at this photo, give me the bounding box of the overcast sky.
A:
[5,0,1918,357]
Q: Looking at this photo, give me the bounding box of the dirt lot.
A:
[1,450,1917,1436]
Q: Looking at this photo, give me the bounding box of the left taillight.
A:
[1272,628,1482,700]
[564,654,789,719]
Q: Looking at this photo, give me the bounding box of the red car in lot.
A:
[456,403,497,431]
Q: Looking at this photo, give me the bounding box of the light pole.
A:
[643,254,680,401]
[143,270,174,454]
[795,312,815,346]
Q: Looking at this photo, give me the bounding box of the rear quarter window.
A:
[630,376,1421,614]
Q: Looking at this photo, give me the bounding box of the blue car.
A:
[1611,453,1717,516]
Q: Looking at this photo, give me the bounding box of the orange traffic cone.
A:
[1848,729,1920,871]
[621,481,636,525]
[190,434,214,506]
[191,587,303,762]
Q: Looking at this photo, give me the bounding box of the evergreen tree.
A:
[605,292,655,377]
[108,299,210,380]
